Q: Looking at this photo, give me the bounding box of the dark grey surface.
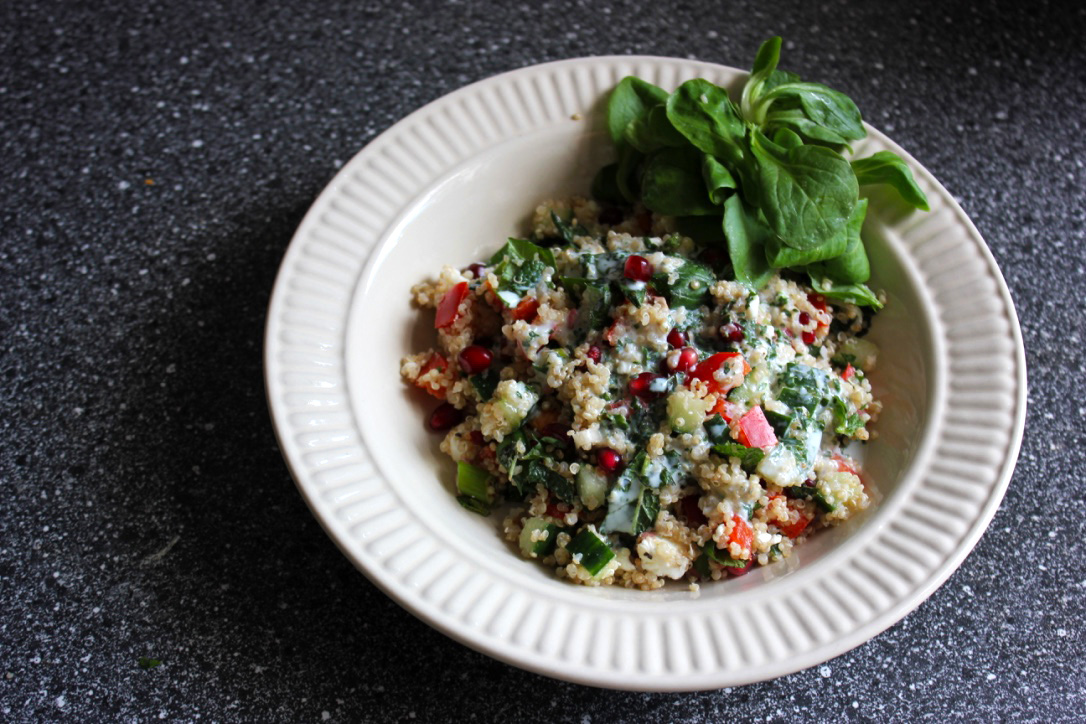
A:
[1,0,1082,720]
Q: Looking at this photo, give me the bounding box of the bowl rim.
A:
[264,55,1027,691]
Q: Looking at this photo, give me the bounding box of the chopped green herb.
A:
[470,369,500,401]
[549,210,588,243]
[702,543,748,568]
[711,441,765,471]
[632,488,660,536]
[489,238,556,306]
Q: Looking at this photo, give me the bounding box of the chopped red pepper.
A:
[415,352,448,399]
[688,352,750,395]
[833,453,860,476]
[736,406,778,448]
[727,515,754,555]
[777,514,810,539]
[434,282,469,329]
[710,398,744,423]
[512,297,539,321]
[841,363,855,380]
[769,493,812,538]
[603,323,620,346]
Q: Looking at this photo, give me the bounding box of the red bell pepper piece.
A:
[768,493,812,538]
[688,352,750,395]
[832,453,860,476]
[777,514,810,539]
[736,406,777,449]
[434,282,469,329]
[727,515,753,554]
[602,322,620,347]
[710,398,744,422]
[415,352,448,399]
[512,297,539,321]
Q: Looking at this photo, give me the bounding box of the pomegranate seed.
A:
[666,329,685,348]
[586,345,601,363]
[597,448,622,473]
[598,206,624,225]
[623,255,653,282]
[628,371,659,397]
[680,495,707,526]
[721,323,744,343]
[466,263,486,279]
[428,402,463,431]
[458,345,493,374]
[726,559,753,576]
[798,311,811,326]
[673,347,698,373]
[542,423,572,448]
[544,499,567,518]
[802,331,816,346]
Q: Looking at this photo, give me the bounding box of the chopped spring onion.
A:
[457,461,492,515]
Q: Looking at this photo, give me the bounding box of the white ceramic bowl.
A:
[264,56,1026,691]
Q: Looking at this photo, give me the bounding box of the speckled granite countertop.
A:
[1,0,1083,720]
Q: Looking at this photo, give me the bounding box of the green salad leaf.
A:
[592,36,929,308]
[852,150,930,211]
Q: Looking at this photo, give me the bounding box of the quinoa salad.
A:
[400,198,882,590]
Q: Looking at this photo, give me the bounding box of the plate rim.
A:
[264,54,1027,691]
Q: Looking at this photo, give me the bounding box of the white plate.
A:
[264,56,1026,691]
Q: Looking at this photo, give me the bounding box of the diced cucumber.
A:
[833,337,878,371]
[518,517,559,557]
[666,389,712,434]
[566,527,615,576]
[576,465,609,511]
[728,367,768,404]
[491,379,539,431]
[756,444,804,487]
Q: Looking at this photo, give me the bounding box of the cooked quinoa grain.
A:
[401,198,880,589]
